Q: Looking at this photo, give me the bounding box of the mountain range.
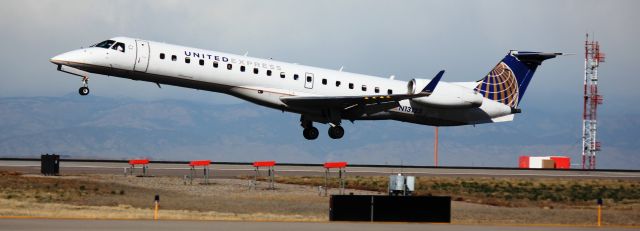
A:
[0,96,637,169]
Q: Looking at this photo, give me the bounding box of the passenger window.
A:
[349,83,354,89]
[336,81,341,87]
[111,42,125,53]
[267,70,272,76]
[227,64,232,70]
[280,72,285,78]
[185,57,190,64]
[294,74,299,80]
[362,85,367,91]
[374,87,380,93]
[171,55,177,61]
[253,68,259,74]
[213,61,218,68]
[240,66,246,72]
[199,59,204,66]
[388,89,393,95]
[160,53,165,59]
[322,79,327,85]
[306,76,312,82]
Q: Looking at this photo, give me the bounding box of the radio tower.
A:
[582,33,605,169]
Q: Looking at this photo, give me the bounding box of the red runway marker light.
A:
[253,161,276,167]
[189,160,211,167]
[324,162,347,169]
[129,159,149,165]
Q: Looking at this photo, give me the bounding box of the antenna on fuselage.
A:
[339,66,344,72]
[243,51,248,57]
[389,75,395,80]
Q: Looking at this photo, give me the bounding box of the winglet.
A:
[422,70,444,93]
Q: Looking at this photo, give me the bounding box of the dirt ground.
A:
[0,171,638,225]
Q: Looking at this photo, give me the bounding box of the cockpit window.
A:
[92,40,116,48]
[111,42,125,53]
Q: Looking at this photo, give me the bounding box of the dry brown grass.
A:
[0,198,322,221]
[1,170,639,225]
[271,175,640,208]
[0,170,328,221]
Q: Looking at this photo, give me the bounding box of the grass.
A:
[0,171,135,205]
[0,198,322,221]
[1,170,638,225]
[0,171,329,220]
[269,175,640,208]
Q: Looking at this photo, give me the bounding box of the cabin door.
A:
[134,40,150,72]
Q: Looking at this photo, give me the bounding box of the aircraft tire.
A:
[79,87,90,96]
[303,127,319,140]
[328,126,344,139]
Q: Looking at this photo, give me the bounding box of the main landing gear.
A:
[303,126,319,140]
[78,76,90,96]
[301,118,320,140]
[328,125,344,139]
[301,116,344,140]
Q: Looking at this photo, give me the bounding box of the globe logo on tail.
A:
[475,62,519,107]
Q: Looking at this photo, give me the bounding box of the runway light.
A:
[154,194,160,220]
[597,198,603,227]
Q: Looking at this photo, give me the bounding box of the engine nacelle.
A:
[407,78,431,94]
[407,78,483,109]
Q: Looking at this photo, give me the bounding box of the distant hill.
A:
[0,96,637,169]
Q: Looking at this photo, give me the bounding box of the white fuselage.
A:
[51,37,514,128]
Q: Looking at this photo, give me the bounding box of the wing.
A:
[281,70,444,110]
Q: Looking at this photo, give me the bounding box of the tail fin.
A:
[475,51,562,108]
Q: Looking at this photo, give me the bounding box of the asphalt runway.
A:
[1,160,639,180]
[0,218,636,231]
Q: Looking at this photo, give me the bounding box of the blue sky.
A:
[0,0,639,168]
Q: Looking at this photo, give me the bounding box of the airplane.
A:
[50,37,562,140]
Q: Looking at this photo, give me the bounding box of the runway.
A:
[0,218,636,231]
[1,160,639,179]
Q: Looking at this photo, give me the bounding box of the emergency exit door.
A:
[305,72,314,89]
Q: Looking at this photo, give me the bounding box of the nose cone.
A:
[50,52,72,65]
[50,49,84,65]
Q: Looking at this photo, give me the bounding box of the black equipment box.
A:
[41,154,60,176]
[330,195,450,222]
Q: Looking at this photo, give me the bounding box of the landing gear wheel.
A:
[78,87,90,96]
[303,127,319,140]
[328,125,344,139]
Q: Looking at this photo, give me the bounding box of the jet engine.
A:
[407,78,483,109]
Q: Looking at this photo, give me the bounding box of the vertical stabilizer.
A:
[475,51,562,107]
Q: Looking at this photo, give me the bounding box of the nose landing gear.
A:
[78,87,90,95]
[78,76,90,96]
